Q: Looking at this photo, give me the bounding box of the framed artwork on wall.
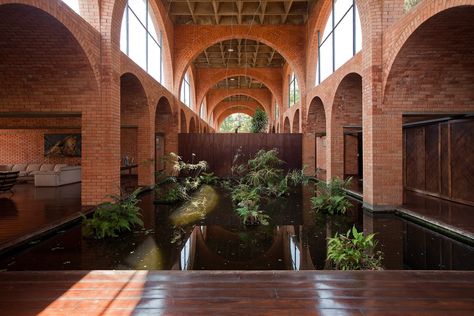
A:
[44,134,82,157]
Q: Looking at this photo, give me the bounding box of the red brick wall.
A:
[0,129,81,165]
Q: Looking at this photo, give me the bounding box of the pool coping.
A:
[0,186,154,256]
[345,188,474,246]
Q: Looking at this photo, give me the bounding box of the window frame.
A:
[288,73,299,108]
[121,0,164,83]
[316,0,361,85]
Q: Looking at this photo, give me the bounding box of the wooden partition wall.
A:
[178,133,302,176]
[403,118,474,206]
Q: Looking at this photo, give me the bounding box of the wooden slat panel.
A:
[450,120,474,203]
[179,134,302,176]
[425,124,440,193]
[440,123,450,196]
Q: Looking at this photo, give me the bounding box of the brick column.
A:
[302,132,316,175]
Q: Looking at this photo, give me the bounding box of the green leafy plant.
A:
[155,184,189,204]
[228,149,310,225]
[311,177,353,215]
[82,188,144,239]
[327,226,383,270]
[287,167,315,186]
[199,172,219,185]
[236,203,270,226]
[182,176,202,193]
[250,108,269,133]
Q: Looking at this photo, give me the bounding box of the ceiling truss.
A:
[162,0,315,25]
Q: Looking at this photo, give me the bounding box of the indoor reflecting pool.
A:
[1,187,473,271]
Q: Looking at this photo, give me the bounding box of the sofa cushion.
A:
[40,164,55,172]
[54,164,68,172]
[25,164,42,174]
[19,171,29,177]
[12,164,27,172]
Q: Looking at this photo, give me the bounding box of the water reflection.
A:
[0,187,473,271]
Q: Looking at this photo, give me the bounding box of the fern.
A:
[82,188,144,239]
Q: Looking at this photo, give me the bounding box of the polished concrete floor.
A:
[0,176,140,251]
[0,270,473,315]
[0,183,82,250]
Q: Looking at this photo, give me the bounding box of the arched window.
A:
[275,100,279,120]
[316,0,362,85]
[288,73,299,107]
[209,112,214,127]
[62,0,80,14]
[200,101,206,119]
[180,72,191,108]
[120,0,163,83]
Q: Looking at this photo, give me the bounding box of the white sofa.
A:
[0,163,68,181]
[34,166,81,187]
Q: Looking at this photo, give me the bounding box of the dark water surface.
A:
[1,185,473,270]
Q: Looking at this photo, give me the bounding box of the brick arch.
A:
[383,5,474,113]
[195,68,283,110]
[307,97,326,134]
[207,89,272,121]
[155,96,178,165]
[217,109,254,131]
[0,1,101,84]
[189,117,198,133]
[0,2,100,113]
[173,30,306,99]
[75,0,100,30]
[108,0,173,90]
[120,73,154,186]
[292,109,300,133]
[283,117,291,133]
[180,110,187,133]
[213,100,260,124]
[328,72,362,180]
[383,1,474,94]
[306,0,368,88]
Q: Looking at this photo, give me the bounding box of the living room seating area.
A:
[0,163,80,187]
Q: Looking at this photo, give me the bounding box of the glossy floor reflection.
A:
[402,190,474,237]
[0,183,82,250]
[0,270,473,315]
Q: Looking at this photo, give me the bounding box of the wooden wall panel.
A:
[425,124,440,193]
[440,123,450,197]
[344,134,358,176]
[450,120,474,203]
[178,133,302,177]
[405,128,426,189]
[404,118,473,206]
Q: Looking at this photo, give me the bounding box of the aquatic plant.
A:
[155,184,189,204]
[182,177,202,193]
[311,177,352,215]
[327,226,383,270]
[236,202,270,226]
[82,188,144,239]
[199,172,219,185]
[250,108,269,133]
[229,149,310,225]
[287,167,315,186]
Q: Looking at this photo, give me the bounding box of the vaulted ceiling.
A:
[214,76,266,89]
[161,0,315,25]
[193,39,285,69]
